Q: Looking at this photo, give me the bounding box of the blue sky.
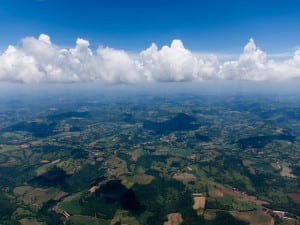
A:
[1,0,300,52]
[1,0,300,84]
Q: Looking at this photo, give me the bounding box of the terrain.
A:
[0,85,300,225]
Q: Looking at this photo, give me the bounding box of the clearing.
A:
[280,166,297,178]
[164,213,183,225]
[193,197,206,215]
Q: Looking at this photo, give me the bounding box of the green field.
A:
[0,91,300,224]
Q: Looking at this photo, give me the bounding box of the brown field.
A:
[30,140,43,146]
[119,166,154,186]
[230,210,274,225]
[106,156,128,176]
[164,213,183,225]
[15,186,59,211]
[20,144,30,149]
[193,197,206,210]
[53,191,68,201]
[22,188,51,204]
[248,167,256,175]
[65,131,81,137]
[14,186,34,196]
[242,160,254,167]
[208,188,224,198]
[287,193,300,203]
[193,197,206,215]
[120,174,154,185]
[96,157,103,161]
[110,210,139,225]
[89,185,99,193]
[137,166,145,174]
[36,165,50,176]
[131,149,141,161]
[132,174,154,184]
[51,159,61,164]
[216,184,242,198]
[216,184,268,206]
[203,210,216,220]
[173,173,196,181]
[281,166,297,178]
[131,153,138,161]
[271,162,281,170]
[19,218,43,225]
[106,156,122,167]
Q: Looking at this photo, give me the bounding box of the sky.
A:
[1,0,300,84]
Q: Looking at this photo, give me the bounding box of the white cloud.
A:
[219,38,300,81]
[0,34,300,83]
[219,38,268,80]
[96,46,141,83]
[140,40,200,81]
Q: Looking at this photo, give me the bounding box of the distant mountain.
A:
[143,113,198,134]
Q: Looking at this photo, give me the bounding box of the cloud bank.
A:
[0,34,300,83]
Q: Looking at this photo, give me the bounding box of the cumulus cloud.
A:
[0,34,300,83]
